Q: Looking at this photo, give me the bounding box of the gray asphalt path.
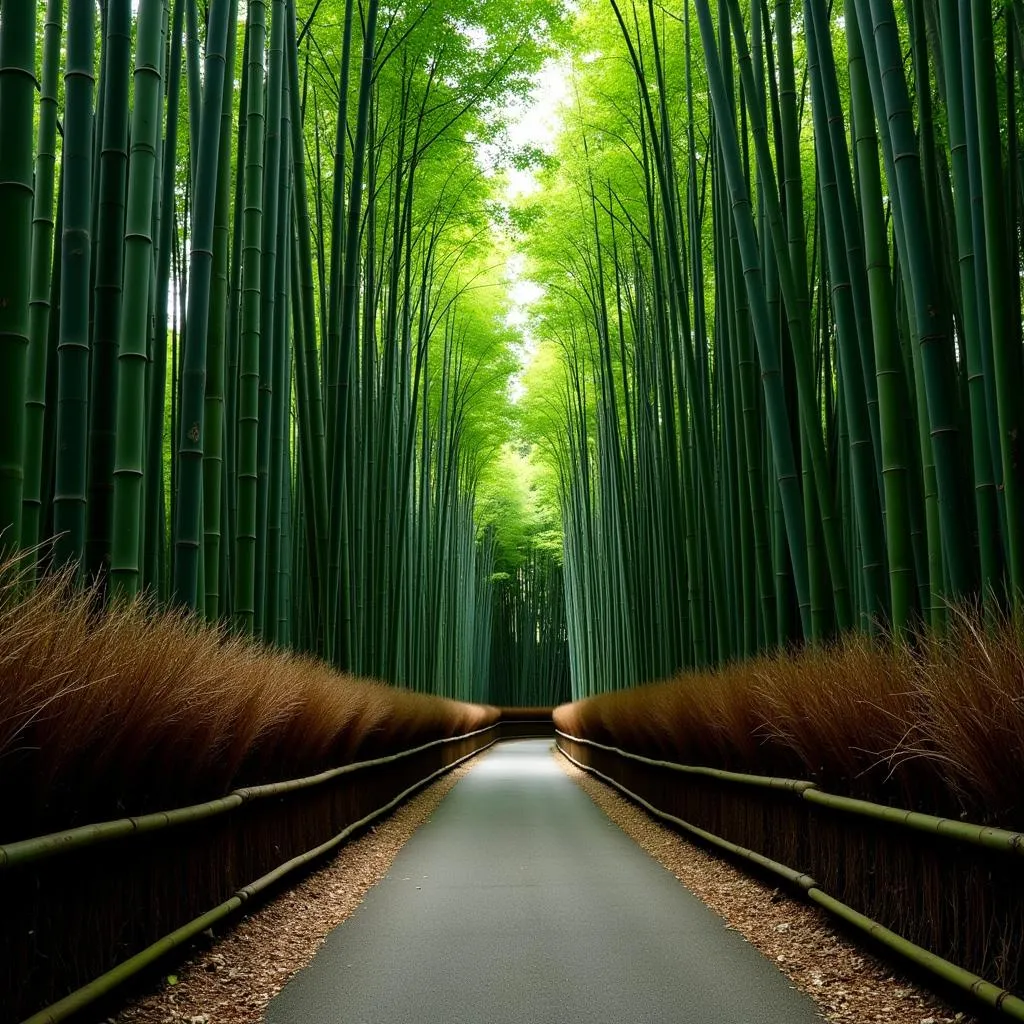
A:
[265,740,823,1024]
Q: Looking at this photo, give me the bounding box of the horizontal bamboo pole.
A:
[1,724,499,870]
[554,731,816,794]
[557,744,819,891]
[808,890,1024,1020]
[0,796,246,870]
[555,731,1024,854]
[801,788,1024,854]
[20,735,497,1024]
[557,736,1024,1022]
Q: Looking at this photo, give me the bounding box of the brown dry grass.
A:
[554,612,1024,828]
[0,564,498,842]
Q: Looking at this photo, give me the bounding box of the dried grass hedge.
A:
[0,564,498,843]
[555,612,1024,830]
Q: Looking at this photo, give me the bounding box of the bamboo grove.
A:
[6,0,1022,710]
[0,0,572,706]
[520,0,1024,698]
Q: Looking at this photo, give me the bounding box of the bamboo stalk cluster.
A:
[527,0,1024,697]
[0,0,562,703]
[489,545,571,707]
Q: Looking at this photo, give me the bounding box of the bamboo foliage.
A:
[523,0,1024,699]
[1,0,564,708]
[10,0,1023,711]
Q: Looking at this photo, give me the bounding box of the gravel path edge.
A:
[555,745,975,1024]
[109,753,489,1024]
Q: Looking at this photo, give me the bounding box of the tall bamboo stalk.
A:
[172,0,233,610]
[23,0,65,564]
[53,0,97,578]
[111,0,169,600]
[0,0,36,554]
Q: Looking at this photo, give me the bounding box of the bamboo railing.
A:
[557,730,1024,1021]
[4,722,539,1024]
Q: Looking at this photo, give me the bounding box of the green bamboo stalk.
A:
[234,0,269,634]
[255,0,287,636]
[172,0,234,610]
[53,0,97,578]
[969,2,1024,609]
[40,181,65,552]
[87,0,131,583]
[184,0,202,183]
[861,0,975,602]
[22,0,64,562]
[202,0,240,622]
[144,0,182,597]
[286,81,329,652]
[110,0,170,600]
[934,0,1002,616]
[328,0,380,668]
[223,22,252,619]
[0,0,36,555]
[693,0,816,638]
[845,0,916,632]
[802,0,887,631]
[265,49,293,644]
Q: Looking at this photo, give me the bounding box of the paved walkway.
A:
[265,740,823,1024]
